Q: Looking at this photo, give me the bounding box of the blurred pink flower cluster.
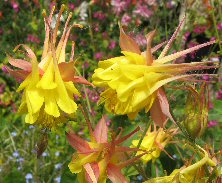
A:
[26,34,40,44]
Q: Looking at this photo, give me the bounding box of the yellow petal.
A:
[26,88,44,114]
[37,62,57,90]
[54,68,77,114]
[122,51,146,65]
[64,81,80,96]
[17,74,32,92]
[25,112,39,124]
[68,153,98,174]
[44,91,60,117]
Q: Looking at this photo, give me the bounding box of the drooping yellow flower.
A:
[131,125,177,163]
[143,146,216,183]
[92,18,218,126]
[5,5,92,129]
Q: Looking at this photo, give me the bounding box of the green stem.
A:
[210,1,222,52]
[6,127,16,152]
[88,4,96,54]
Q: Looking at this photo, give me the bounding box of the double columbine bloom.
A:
[5,6,92,128]
[92,18,218,126]
[67,116,146,183]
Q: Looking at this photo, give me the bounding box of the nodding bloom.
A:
[131,125,177,163]
[144,146,216,183]
[5,5,93,129]
[92,17,218,127]
[67,116,146,183]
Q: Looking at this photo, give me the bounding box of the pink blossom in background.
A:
[82,61,89,69]
[216,90,222,100]
[95,52,104,60]
[111,0,130,15]
[108,40,117,49]
[121,14,132,26]
[102,32,108,39]
[12,103,17,113]
[94,24,100,32]
[193,25,207,34]
[210,37,216,41]
[133,4,153,18]
[93,11,106,20]
[145,0,157,6]
[135,33,147,47]
[27,34,40,44]
[11,1,19,13]
[50,2,56,10]
[2,66,8,73]
[202,75,210,81]
[217,23,222,31]
[209,102,214,110]
[68,3,75,11]
[0,84,6,94]
[106,119,111,126]
[80,40,87,46]
[188,41,198,59]
[183,32,190,41]
[208,120,218,128]
[90,109,97,117]
[0,28,3,35]
[82,88,100,103]
[69,33,77,41]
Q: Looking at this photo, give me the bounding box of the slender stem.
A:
[88,4,96,54]
[7,127,16,152]
[210,0,222,51]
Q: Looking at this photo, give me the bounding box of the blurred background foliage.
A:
[0,0,222,182]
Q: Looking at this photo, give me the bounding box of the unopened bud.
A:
[183,84,208,139]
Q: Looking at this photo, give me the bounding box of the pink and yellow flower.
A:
[67,116,145,183]
[5,5,92,129]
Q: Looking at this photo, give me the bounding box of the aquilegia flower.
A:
[131,125,177,163]
[144,146,216,183]
[5,5,92,129]
[67,116,146,183]
[92,17,218,126]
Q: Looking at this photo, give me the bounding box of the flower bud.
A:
[184,84,208,139]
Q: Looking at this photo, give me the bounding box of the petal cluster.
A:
[132,125,177,163]
[67,116,145,183]
[5,5,92,128]
[92,17,218,126]
[144,146,216,183]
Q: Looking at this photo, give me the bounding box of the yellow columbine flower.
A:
[131,125,177,163]
[5,5,92,129]
[143,146,216,183]
[92,17,218,126]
